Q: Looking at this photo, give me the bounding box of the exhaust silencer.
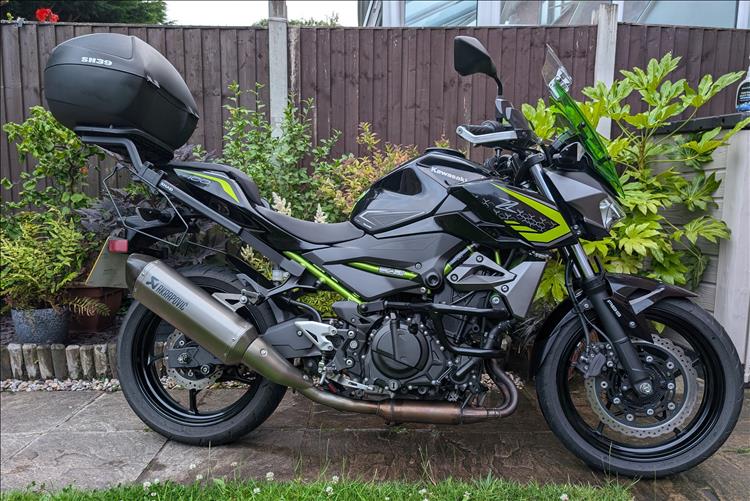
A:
[126,254,517,424]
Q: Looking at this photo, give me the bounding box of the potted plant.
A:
[1,106,121,332]
[0,210,107,343]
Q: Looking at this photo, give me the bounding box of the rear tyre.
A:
[537,298,743,477]
[117,265,286,446]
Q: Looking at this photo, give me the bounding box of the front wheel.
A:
[537,298,743,477]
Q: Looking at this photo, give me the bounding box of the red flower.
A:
[35,7,59,23]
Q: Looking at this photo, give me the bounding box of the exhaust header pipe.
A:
[127,254,517,424]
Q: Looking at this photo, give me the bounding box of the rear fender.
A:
[528,274,696,379]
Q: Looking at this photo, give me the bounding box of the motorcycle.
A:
[43,33,743,477]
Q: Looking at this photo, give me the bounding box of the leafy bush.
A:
[0,209,105,314]
[314,123,419,222]
[525,54,748,304]
[220,83,339,219]
[2,106,102,215]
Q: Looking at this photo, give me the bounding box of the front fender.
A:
[528,274,696,379]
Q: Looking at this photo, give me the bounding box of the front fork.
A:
[530,164,654,396]
[568,244,654,396]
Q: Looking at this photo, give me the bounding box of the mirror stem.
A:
[493,77,503,96]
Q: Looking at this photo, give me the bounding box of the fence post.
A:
[593,3,618,139]
[268,0,288,137]
[713,130,750,383]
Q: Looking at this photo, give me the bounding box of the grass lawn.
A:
[0,477,632,501]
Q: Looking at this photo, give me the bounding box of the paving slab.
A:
[55,392,146,433]
[0,388,747,499]
[0,434,40,465]
[0,430,166,490]
[0,391,97,434]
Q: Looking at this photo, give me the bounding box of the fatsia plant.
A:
[524,54,749,304]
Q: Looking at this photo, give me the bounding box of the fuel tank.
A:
[350,148,488,233]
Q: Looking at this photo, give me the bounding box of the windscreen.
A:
[543,46,624,197]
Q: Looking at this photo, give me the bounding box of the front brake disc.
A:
[584,335,698,438]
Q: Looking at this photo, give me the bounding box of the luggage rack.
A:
[79,127,190,248]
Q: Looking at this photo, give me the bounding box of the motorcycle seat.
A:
[167,161,263,206]
[256,206,365,244]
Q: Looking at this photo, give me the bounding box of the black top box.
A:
[44,33,199,161]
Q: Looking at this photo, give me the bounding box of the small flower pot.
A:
[11,307,69,344]
[67,285,124,333]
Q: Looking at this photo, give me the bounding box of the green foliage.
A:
[314,123,419,222]
[1,1,167,24]
[220,83,339,219]
[0,210,96,311]
[0,476,631,501]
[527,53,746,305]
[253,13,341,27]
[2,106,102,217]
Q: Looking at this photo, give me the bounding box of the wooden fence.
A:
[2,21,749,200]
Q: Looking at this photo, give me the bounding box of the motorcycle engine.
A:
[317,310,487,402]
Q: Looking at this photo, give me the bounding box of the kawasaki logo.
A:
[430,167,466,183]
[145,276,188,311]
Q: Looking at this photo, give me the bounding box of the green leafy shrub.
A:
[314,123,419,222]
[2,106,103,215]
[220,83,339,219]
[526,54,748,304]
[0,209,105,315]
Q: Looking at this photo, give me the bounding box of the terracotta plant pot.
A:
[11,307,69,344]
[67,285,124,332]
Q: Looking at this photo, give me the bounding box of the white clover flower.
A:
[418,488,428,495]
[230,461,238,467]
[153,479,160,484]
[195,474,204,481]
[253,487,261,494]
[560,495,569,501]
[423,498,429,501]
[189,463,196,470]
[463,492,471,500]
[331,475,339,484]
[266,471,275,481]
[325,485,334,495]
[150,493,156,498]
[142,481,152,489]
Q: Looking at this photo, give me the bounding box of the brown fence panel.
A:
[296,25,598,161]
[615,24,750,118]
[0,21,269,201]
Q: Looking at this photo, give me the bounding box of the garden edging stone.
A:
[1,341,122,381]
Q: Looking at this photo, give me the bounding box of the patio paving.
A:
[1,387,748,499]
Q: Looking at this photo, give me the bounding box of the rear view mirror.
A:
[454,36,502,93]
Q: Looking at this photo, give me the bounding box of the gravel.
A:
[1,378,121,392]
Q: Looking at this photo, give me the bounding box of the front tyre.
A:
[537,298,743,477]
[117,265,286,446]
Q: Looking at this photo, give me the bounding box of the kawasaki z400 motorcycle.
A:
[44,33,743,477]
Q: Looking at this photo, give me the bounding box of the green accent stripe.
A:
[175,169,240,204]
[494,250,501,266]
[348,261,418,280]
[493,184,571,244]
[283,251,362,303]
[443,262,453,275]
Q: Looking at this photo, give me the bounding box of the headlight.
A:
[599,197,625,231]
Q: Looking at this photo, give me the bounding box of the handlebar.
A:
[456,120,517,146]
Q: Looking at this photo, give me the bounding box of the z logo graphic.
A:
[495,199,519,213]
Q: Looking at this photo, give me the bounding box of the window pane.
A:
[405,0,478,27]
[631,0,737,28]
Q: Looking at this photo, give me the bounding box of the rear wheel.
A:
[117,265,286,446]
[537,298,743,477]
